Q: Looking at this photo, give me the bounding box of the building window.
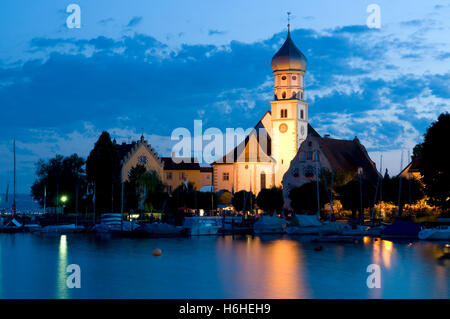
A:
[282,76,287,80]
[292,91,297,98]
[293,168,299,177]
[223,172,230,181]
[307,151,313,160]
[166,172,172,180]
[280,109,287,118]
[292,75,297,80]
[300,92,304,100]
[260,172,266,189]
[316,152,320,161]
[138,155,148,165]
[300,109,304,119]
[179,172,186,180]
[282,91,286,99]
[304,165,314,177]
[168,185,172,193]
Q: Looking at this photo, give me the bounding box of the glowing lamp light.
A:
[61,195,68,203]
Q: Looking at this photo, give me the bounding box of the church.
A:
[212,24,312,194]
[212,24,380,200]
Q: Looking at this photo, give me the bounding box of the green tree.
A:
[86,131,121,215]
[124,164,147,212]
[413,112,450,212]
[31,154,87,214]
[256,187,284,214]
[232,190,255,212]
[289,182,328,214]
[140,170,167,212]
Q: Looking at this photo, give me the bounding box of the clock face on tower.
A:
[279,123,288,133]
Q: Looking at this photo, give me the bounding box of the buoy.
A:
[153,248,162,257]
[314,245,323,251]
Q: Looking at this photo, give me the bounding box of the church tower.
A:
[270,22,309,186]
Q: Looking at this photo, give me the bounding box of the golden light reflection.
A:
[57,235,68,299]
[372,239,394,269]
[217,236,309,298]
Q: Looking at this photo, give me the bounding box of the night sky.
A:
[0,0,449,193]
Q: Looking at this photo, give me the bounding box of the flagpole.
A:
[43,184,47,214]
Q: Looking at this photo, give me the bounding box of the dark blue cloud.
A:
[208,30,226,36]
[127,16,143,28]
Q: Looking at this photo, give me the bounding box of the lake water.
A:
[0,233,449,299]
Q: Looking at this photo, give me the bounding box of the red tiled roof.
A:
[318,136,381,183]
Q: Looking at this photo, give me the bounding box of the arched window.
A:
[282,91,286,99]
[300,109,304,119]
[292,91,297,98]
[280,109,287,118]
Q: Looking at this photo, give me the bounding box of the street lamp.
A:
[61,195,68,215]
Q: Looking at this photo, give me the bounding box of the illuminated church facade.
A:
[212,25,314,194]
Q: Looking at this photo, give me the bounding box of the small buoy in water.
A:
[314,245,323,251]
[153,248,162,257]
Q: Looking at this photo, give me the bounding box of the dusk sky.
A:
[1,0,449,193]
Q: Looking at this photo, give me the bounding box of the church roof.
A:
[212,111,319,165]
[317,136,381,183]
[271,30,308,72]
[212,112,273,165]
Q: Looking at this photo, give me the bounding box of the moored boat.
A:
[380,220,421,239]
[182,217,220,236]
[253,214,287,234]
[38,224,77,235]
[418,226,450,240]
[287,213,321,235]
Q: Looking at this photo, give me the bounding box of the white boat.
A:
[0,218,23,233]
[93,213,137,233]
[287,213,322,235]
[182,217,220,235]
[319,221,348,236]
[341,224,370,236]
[253,214,287,234]
[419,226,450,240]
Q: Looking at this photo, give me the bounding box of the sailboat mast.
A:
[13,139,16,217]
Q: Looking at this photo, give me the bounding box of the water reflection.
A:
[371,238,394,269]
[57,235,68,299]
[217,235,309,298]
[0,234,448,298]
